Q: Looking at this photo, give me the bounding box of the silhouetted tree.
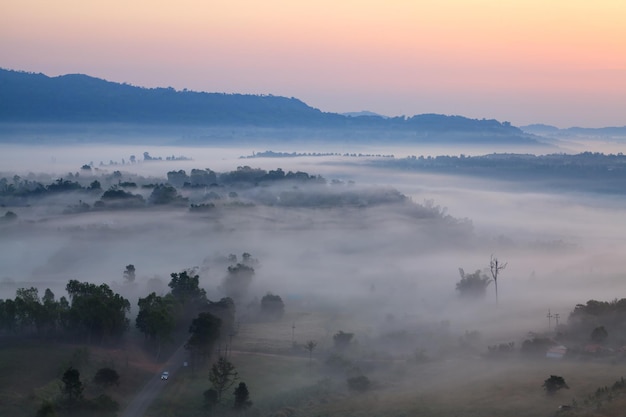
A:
[209,357,239,402]
[260,293,285,319]
[542,375,569,394]
[14,286,43,334]
[220,264,255,300]
[206,297,236,334]
[305,340,317,364]
[88,180,101,190]
[0,298,18,333]
[168,270,207,307]
[166,170,189,187]
[136,292,176,359]
[521,336,554,356]
[61,367,84,404]
[489,255,507,305]
[455,268,492,298]
[149,184,186,205]
[98,187,145,208]
[233,382,252,410]
[186,312,221,367]
[591,326,608,343]
[333,331,354,350]
[123,264,136,283]
[65,280,130,344]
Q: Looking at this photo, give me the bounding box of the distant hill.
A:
[342,111,389,118]
[0,68,541,144]
[521,123,626,138]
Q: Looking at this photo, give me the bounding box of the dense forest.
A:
[0,164,441,214]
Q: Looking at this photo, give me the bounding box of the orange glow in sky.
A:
[1,0,625,127]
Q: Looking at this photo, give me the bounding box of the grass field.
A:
[0,335,157,417]
[146,311,626,417]
[3,311,626,417]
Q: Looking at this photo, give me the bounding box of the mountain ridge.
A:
[0,68,541,145]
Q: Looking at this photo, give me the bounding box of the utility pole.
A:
[554,313,560,328]
[291,322,296,345]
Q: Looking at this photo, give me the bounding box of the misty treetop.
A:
[1,164,409,212]
[65,280,131,344]
[455,268,492,298]
[369,151,626,195]
[0,280,130,344]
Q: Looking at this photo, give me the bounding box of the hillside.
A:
[0,68,540,145]
[521,123,626,138]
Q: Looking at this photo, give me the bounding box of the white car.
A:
[161,371,169,380]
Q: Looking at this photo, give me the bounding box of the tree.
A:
[168,270,207,307]
[591,326,608,343]
[260,293,285,319]
[88,180,101,190]
[123,264,136,283]
[233,382,252,410]
[489,255,507,305]
[136,292,176,359]
[149,183,182,205]
[14,287,44,334]
[61,367,84,403]
[0,298,18,333]
[333,331,354,350]
[186,312,221,366]
[41,289,59,335]
[305,340,317,364]
[65,280,130,344]
[455,268,492,298]
[209,357,239,402]
[220,264,254,300]
[206,297,236,334]
[93,367,120,389]
[542,375,569,394]
[98,187,145,208]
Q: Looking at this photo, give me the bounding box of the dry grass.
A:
[4,311,626,417]
[0,336,157,417]
[147,309,626,417]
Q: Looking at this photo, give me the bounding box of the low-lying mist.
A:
[1,140,625,350]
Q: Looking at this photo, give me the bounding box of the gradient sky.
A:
[1,0,625,127]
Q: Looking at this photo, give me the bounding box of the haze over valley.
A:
[2,1,626,414]
[2,130,626,416]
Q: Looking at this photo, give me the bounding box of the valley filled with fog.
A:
[2,136,626,417]
[2,139,625,338]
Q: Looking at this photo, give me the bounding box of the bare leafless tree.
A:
[305,340,317,364]
[490,255,507,305]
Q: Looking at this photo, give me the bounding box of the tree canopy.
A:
[186,312,222,364]
[65,280,130,343]
[455,268,492,298]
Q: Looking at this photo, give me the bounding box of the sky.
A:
[1,0,625,128]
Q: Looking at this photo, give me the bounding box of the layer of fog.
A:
[2,140,626,347]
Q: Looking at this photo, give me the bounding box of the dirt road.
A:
[118,344,188,417]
